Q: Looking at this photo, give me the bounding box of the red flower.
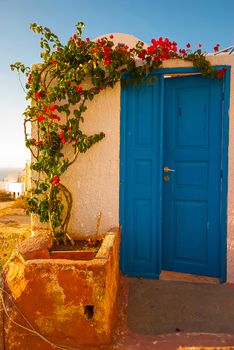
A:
[198,43,202,48]
[186,43,191,48]
[49,104,58,112]
[56,47,60,52]
[109,34,114,39]
[58,133,67,143]
[216,68,227,79]
[51,113,60,121]
[52,176,60,186]
[28,74,32,85]
[104,59,112,66]
[77,40,85,46]
[37,140,43,146]
[214,44,220,52]
[75,85,83,93]
[37,115,45,123]
[138,49,147,60]
[73,33,77,40]
[86,37,90,42]
[147,46,156,55]
[35,91,41,100]
[179,49,186,55]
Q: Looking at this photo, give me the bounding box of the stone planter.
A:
[2,227,120,350]
[50,250,95,260]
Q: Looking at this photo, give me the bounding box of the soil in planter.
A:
[49,238,103,260]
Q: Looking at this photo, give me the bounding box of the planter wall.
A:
[2,227,120,350]
[0,286,3,350]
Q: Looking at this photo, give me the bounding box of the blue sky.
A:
[0,0,233,169]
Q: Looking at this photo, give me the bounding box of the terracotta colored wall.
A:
[3,229,120,349]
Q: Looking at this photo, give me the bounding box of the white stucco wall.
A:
[61,34,143,236]
[65,36,234,281]
[65,37,234,281]
[33,33,234,282]
[63,83,121,235]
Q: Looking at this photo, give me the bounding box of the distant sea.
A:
[0,168,23,181]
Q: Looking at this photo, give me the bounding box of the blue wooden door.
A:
[121,72,225,279]
[162,75,223,278]
[120,77,163,278]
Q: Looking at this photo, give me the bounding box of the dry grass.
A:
[0,199,30,271]
[11,195,28,210]
[0,195,28,217]
[0,190,13,202]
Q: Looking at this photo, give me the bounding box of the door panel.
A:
[162,75,223,277]
[120,78,162,278]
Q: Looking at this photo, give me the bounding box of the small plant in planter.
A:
[11,22,226,248]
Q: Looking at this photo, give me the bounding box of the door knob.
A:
[163,166,176,173]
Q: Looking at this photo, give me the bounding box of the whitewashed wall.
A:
[33,34,234,282]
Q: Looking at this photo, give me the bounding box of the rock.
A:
[16,235,52,260]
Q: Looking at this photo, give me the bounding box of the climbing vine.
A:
[11,22,226,244]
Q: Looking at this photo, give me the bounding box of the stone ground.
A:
[108,277,234,350]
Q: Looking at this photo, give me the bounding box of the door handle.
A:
[163,166,176,173]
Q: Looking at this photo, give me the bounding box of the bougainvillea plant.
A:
[11,22,227,244]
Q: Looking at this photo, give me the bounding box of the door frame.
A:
[120,66,230,282]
